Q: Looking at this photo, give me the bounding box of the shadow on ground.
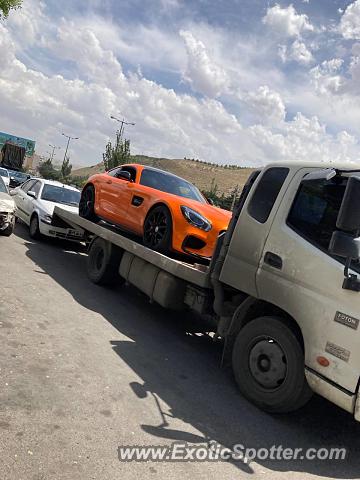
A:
[16,223,360,478]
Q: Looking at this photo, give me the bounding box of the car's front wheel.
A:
[79,185,98,222]
[0,218,15,237]
[29,215,41,240]
[143,206,172,254]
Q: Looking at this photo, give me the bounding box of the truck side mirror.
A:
[329,176,360,291]
[336,176,360,232]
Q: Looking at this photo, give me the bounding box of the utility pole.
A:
[62,133,79,164]
[110,115,135,137]
[49,144,60,161]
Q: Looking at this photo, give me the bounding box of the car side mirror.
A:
[117,171,132,182]
[27,190,37,199]
[329,176,360,291]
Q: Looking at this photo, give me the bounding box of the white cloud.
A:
[262,4,314,38]
[250,113,359,164]
[339,0,360,40]
[179,30,229,97]
[1,0,360,170]
[243,86,286,125]
[279,39,314,64]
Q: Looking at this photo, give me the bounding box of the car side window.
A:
[31,181,42,197]
[21,179,36,193]
[248,167,289,223]
[287,178,347,252]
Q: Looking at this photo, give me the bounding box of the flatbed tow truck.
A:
[53,161,360,421]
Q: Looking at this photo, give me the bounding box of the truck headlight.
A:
[41,214,53,224]
[181,206,212,232]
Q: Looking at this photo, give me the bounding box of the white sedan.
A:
[0,167,10,187]
[11,178,85,241]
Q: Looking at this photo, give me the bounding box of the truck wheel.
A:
[79,185,98,222]
[232,316,312,413]
[143,206,172,254]
[87,237,124,286]
[29,215,41,240]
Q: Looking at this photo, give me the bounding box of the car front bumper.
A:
[0,211,15,231]
[39,220,85,242]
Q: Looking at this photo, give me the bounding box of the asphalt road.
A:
[1,222,360,480]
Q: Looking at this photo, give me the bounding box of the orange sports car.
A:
[79,164,232,258]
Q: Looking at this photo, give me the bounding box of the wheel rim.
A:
[144,210,168,248]
[30,217,38,236]
[90,245,104,273]
[248,336,287,390]
[80,188,93,216]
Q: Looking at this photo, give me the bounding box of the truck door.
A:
[257,168,360,394]
[220,167,291,296]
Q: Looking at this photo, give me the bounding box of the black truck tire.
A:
[87,237,124,286]
[232,316,312,413]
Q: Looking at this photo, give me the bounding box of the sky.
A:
[1,0,360,167]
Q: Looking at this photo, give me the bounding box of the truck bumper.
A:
[305,368,358,419]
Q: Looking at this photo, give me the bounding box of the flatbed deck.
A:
[53,207,211,288]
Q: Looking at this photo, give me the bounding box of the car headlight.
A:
[181,206,212,232]
[41,214,53,224]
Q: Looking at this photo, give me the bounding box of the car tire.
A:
[87,237,124,286]
[29,214,41,240]
[0,220,15,237]
[143,205,172,254]
[79,185,98,222]
[232,316,313,414]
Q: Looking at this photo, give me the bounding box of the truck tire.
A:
[87,237,124,286]
[232,316,312,413]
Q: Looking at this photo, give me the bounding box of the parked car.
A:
[0,167,10,187]
[7,170,31,188]
[0,176,16,236]
[11,178,84,241]
[79,164,232,258]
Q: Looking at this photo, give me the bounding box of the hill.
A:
[72,156,256,196]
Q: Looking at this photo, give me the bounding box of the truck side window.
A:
[248,167,289,223]
[287,178,347,252]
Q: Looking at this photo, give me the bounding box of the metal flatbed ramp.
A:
[53,207,211,288]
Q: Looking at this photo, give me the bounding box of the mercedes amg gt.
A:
[79,164,232,258]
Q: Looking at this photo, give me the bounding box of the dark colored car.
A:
[7,169,31,188]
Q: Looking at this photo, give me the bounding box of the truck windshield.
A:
[140,169,206,203]
[41,185,81,206]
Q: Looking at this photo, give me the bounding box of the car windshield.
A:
[140,169,206,203]
[9,170,28,180]
[41,185,81,206]
[0,168,9,177]
[0,176,8,194]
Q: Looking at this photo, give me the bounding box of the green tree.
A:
[103,129,131,171]
[38,158,61,181]
[61,154,72,181]
[0,0,22,18]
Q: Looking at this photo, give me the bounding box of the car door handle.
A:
[106,180,112,184]
[264,252,283,270]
